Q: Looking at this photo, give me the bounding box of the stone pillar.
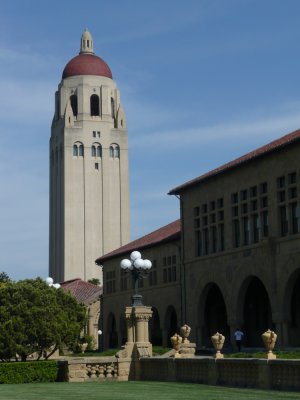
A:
[116,306,153,359]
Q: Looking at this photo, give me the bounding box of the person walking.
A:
[234,328,244,352]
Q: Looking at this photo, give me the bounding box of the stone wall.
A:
[140,357,300,391]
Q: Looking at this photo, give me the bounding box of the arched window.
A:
[90,94,100,116]
[91,145,96,157]
[109,144,120,159]
[73,145,78,156]
[70,95,78,117]
[79,144,84,157]
[109,146,114,158]
[97,145,102,158]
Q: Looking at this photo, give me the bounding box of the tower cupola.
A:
[80,28,94,54]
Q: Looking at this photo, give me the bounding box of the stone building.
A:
[98,128,300,349]
[49,29,130,283]
[60,278,102,349]
[96,220,181,349]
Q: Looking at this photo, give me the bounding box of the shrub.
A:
[0,361,58,384]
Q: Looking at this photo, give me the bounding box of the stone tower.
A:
[49,29,130,283]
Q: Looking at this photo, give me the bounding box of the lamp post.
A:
[120,251,152,306]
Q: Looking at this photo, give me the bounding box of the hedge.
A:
[0,361,58,384]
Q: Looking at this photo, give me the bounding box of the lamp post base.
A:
[132,294,143,306]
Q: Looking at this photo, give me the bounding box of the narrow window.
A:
[70,95,78,117]
[91,146,96,157]
[252,214,260,243]
[219,224,225,251]
[233,220,240,248]
[195,231,202,257]
[87,40,90,48]
[93,131,96,137]
[97,145,102,158]
[262,211,269,237]
[109,146,114,158]
[243,217,250,245]
[291,203,300,234]
[211,226,217,253]
[90,94,100,116]
[111,97,115,118]
[73,145,78,156]
[115,145,120,158]
[79,144,84,157]
[280,206,288,236]
[95,163,99,170]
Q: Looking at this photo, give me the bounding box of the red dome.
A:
[62,53,112,79]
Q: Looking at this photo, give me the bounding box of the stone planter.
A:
[211,332,225,359]
[262,329,277,359]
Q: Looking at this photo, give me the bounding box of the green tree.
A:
[0,278,86,361]
[87,278,100,286]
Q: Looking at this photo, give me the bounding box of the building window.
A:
[163,255,177,283]
[120,269,128,291]
[105,271,116,294]
[211,226,217,253]
[90,94,100,116]
[73,144,78,156]
[79,144,84,157]
[252,214,260,243]
[91,145,96,157]
[109,143,120,159]
[93,131,96,137]
[277,176,285,188]
[203,229,209,255]
[261,211,269,237]
[95,163,99,170]
[70,94,78,117]
[149,260,157,286]
[280,206,288,236]
[219,224,225,251]
[288,172,297,184]
[233,220,240,248]
[195,231,202,257]
[243,217,250,245]
[291,203,300,234]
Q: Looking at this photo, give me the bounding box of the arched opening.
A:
[287,271,300,346]
[97,145,102,158]
[90,94,100,116]
[115,145,120,158]
[91,145,96,157]
[243,277,273,347]
[107,313,118,348]
[203,283,229,347]
[149,307,162,345]
[70,95,78,117]
[165,306,178,346]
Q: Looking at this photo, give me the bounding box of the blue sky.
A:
[1,0,300,280]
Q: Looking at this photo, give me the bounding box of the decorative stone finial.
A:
[262,329,277,359]
[80,28,94,54]
[170,333,182,358]
[180,324,191,343]
[211,332,225,359]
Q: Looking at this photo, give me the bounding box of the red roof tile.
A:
[62,53,112,80]
[60,278,102,305]
[96,219,181,264]
[169,128,300,194]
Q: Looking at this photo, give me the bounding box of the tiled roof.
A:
[60,278,102,305]
[169,128,300,195]
[62,53,112,80]
[96,219,181,264]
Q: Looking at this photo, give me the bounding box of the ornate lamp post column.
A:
[120,251,152,306]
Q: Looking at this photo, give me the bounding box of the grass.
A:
[225,350,300,359]
[0,381,298,400]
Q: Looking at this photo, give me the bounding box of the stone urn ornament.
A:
[170,333,182,358]
[180,324,191,343]
[211,332,225,359]
[262,329,277,359]
[79,342,88,354]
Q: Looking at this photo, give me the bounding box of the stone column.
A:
[125,307,134,343]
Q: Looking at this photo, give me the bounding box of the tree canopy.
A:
[0,278,86,361]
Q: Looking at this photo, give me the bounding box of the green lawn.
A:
[0,381,298,400]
